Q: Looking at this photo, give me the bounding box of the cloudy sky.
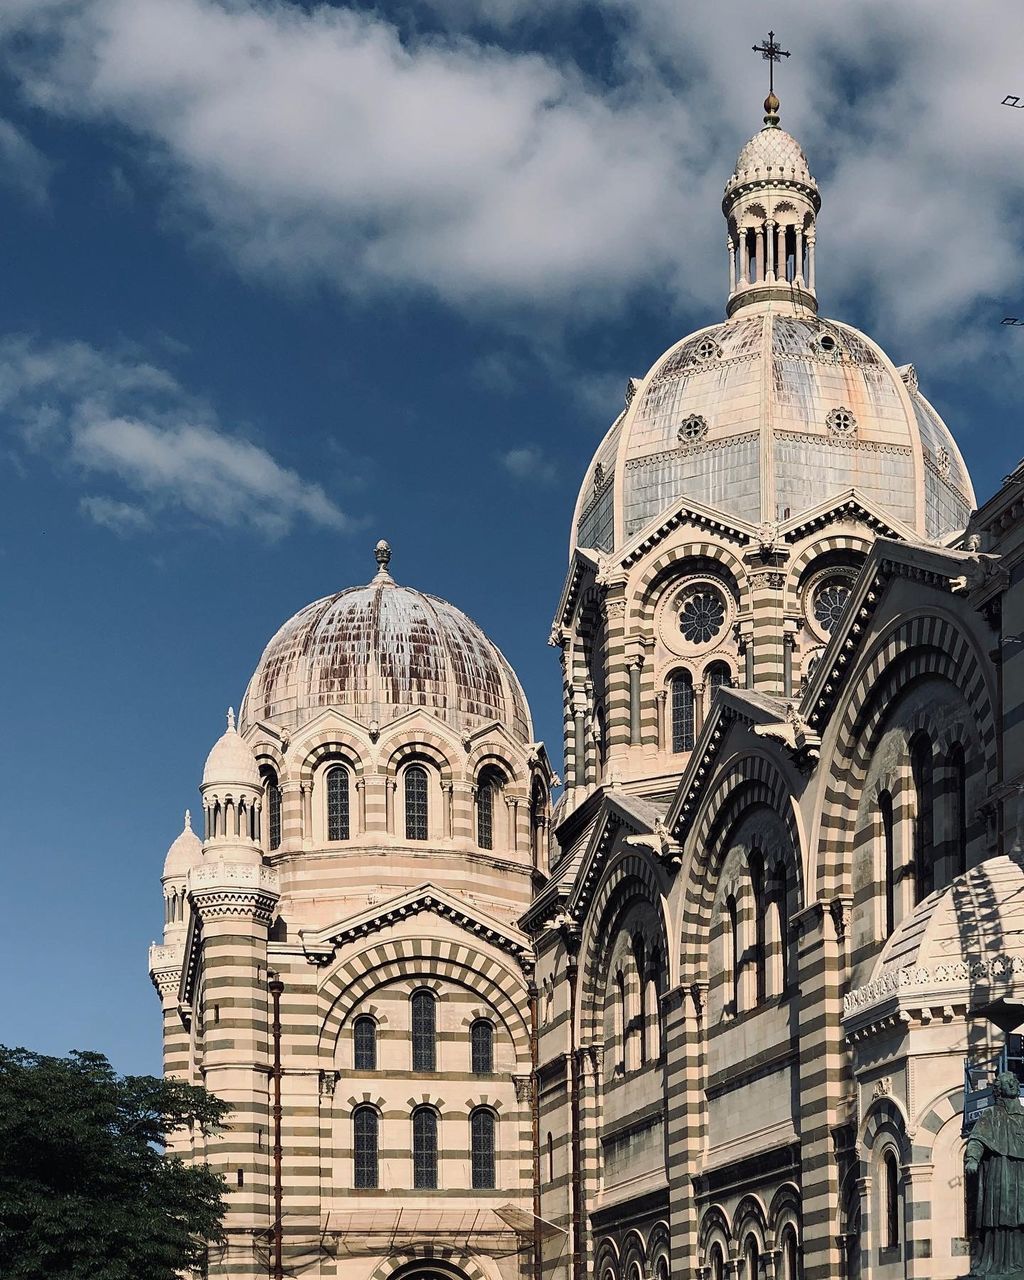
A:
[2,0,1023,1075]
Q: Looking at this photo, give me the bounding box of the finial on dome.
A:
[752,30,789,127]
[184,808,192,831]
[227,707,235,732]
[373,539,393,582]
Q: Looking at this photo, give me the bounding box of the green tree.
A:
[0,1045,228,1280]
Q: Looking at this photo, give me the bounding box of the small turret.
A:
[161,809,201,943]
[200,709,263,864]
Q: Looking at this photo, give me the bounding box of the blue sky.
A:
[2,0,1024,1077]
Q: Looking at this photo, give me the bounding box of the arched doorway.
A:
[387,1260,475,1280]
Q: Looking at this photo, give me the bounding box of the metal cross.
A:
[752,30,791,95]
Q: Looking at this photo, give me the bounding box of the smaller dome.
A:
[163,810,202,878]
[731,125,813,186]
[202,709,261,789]
[876,855,1024,978]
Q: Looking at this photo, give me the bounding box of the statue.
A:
[966,1070,1024,1277]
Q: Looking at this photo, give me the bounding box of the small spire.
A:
[184,808,192,831]
[752,30,789,127]
[373,539,393,582]
[226,706,235,732]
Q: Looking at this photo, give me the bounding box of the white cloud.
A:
[0,336,348,537]
[1,0,1023,387]
[500,444,556,484]
[79,494,150,534]
[0,116,52,208]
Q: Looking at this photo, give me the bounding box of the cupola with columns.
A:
[724,89,820,317]
[200,708,263,864]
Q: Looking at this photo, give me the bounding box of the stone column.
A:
[777,224,787,281]
[755,225,765,284]
[807,233,816,291]
[655,689,668,752]
[795,227,804,286]
[628,657,643,745]
[728,238,737,293]
[766,220,776,281]
[739,229,749,285]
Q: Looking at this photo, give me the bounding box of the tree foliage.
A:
[0,1045,229,1280]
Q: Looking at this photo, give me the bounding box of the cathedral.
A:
[149,87,1024,1280]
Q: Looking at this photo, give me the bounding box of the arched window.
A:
[353,1106,378,1189]
[948,743,968,878]
[744,1234,760,1280]
[471,1019,494,1075]
[353,1015,376,1071]
[879,789,896,937]
[615,971,627,1072]
[883,1149,901,1248]
[529,776,546,868]
[910,733,934,901]
[749,850,766,1004]
[265,771,282,851]
[405,764,428,841]
[476,778,494,849]
[326,765,350,841]
[766,865,788,998]
[655,1257,670,1280]
[412,1106,438,1189]
[671,671,695,753]
[411,990,436,1073]
[706,661,732,702]
[781,1225,799,1280]
[726,894,740,1015]
[470,1107,496,1189]
[547,1131,554,1183]
[710,1243,725,1280]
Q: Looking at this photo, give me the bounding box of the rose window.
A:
[812,580,852,633]
[678,587,727,645]
[695,339,720,361]
[678,414,709,444]
[826,407,857,436]
[936,445,951,476]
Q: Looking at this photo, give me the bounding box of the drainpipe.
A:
[565,946,583,1280]
[268,974,284,1280]
[529,979,542,1280]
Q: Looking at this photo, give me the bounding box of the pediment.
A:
[298,883,533,970]
[780,488,917,544]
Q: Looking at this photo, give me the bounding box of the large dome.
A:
[572,104,975,558]
[573,312,975,558]
[239,544,532,742]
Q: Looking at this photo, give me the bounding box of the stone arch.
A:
[812,609,997,900]
[577,849,671,1045]
[317,938,530,1063]
[630,541,750,625]
[594,1237,620,1280]
[679,750,803,980]
[860,1096,911,1159]
[769,1183,802,1245]
[620,1229,647,1280]
[733,1192,769,1247]
[785,532,872,614]
[382,737,456,782]
[465,742,522,785]
[646,1221,671,1269]
[698,1203,732,1254]
[366,1249,495,1280]
[295,733,366,786]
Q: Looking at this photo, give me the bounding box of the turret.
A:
[161,809,201,944]
[200,708,263,864]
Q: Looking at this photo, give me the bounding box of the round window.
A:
[678,587,727,646]
[677,413,709,444]
[812,579,852,634]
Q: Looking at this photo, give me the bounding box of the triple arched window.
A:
[326,765,350,841]
[405,765,429,841]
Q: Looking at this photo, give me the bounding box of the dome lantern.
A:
[200,710,263,862]
[724,36,820,320]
